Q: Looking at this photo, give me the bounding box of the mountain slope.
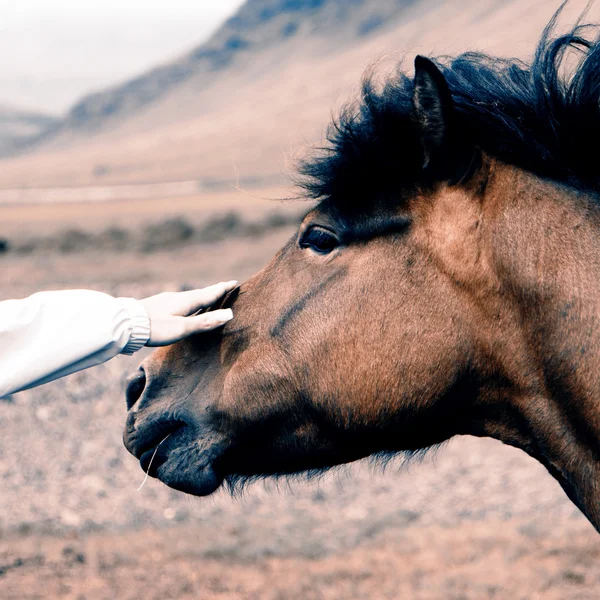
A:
[51,0,418,135]
[0,106,58,155]
[0,0,588,191]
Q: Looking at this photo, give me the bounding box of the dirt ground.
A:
[2,516,600,600]
[2,193,600,599]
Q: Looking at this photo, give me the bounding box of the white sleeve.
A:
[0,290,151,398]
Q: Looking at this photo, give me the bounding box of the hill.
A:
[60,0,419,134]
[0,0,591,192]
[0,105,58,156]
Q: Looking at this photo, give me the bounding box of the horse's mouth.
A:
[125,418,228,496]
[139,436,173,476]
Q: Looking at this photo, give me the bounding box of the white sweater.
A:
[0,290,150,398]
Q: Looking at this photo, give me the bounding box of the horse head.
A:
[123,11,600,531]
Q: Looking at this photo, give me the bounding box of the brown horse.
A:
[123,10,600,532]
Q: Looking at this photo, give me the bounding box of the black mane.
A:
[299,5,600,201]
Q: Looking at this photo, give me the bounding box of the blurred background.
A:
[1,1,600,598]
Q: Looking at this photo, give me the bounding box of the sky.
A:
[0,0,246,114]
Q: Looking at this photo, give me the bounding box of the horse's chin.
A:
[138,428,228,496]
[156,457,224,496]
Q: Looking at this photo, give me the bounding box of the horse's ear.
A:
[412,55,454,172]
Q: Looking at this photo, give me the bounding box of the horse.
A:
[123,6,600,532]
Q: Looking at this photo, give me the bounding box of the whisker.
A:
[137,434,171,492]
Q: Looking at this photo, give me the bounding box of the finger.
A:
[175,281,238,316]
[183,309,234,335]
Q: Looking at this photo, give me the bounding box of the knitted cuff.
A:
[118,298,151,355]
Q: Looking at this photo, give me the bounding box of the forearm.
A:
[0,290,150,397]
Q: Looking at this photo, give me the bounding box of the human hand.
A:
[140,281,237,346]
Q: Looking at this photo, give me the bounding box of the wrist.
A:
[118,298,151,355]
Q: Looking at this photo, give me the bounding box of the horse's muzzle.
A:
[123,365,228,496]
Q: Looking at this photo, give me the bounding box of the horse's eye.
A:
[299,226,339,254]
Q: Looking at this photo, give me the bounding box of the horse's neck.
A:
[483,166,600,528]
[489,168,600,370]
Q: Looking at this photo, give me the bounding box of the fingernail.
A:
[228,280,239,287]
[222,309,234,321]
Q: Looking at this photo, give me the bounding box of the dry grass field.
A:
[2,191,600,599]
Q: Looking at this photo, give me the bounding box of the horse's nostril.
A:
[126,368,146,410]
